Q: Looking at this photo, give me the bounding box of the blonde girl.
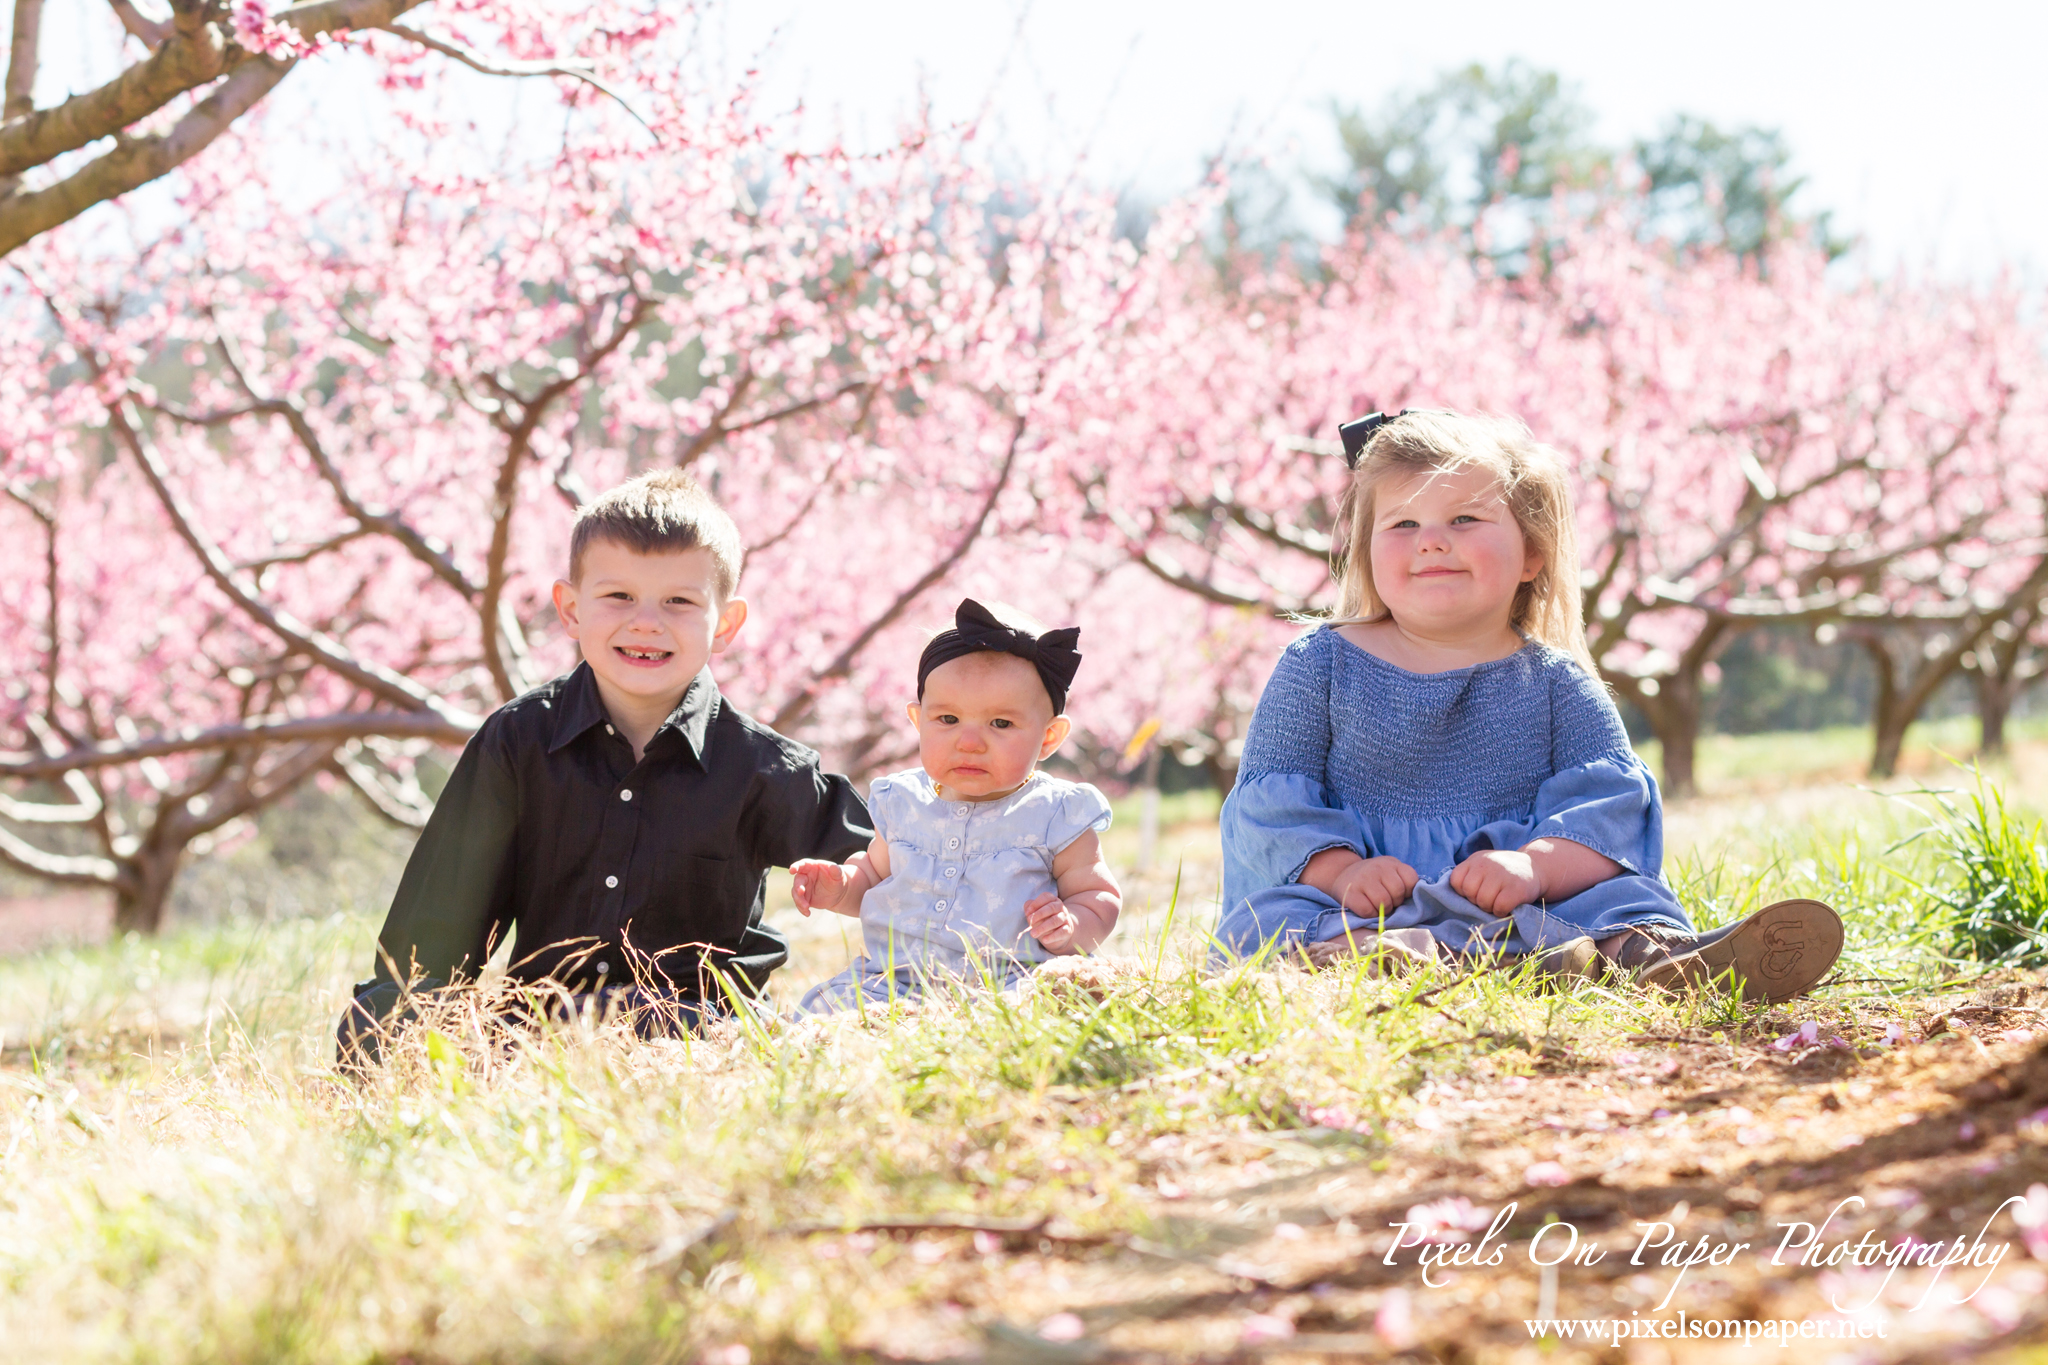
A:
[1216,410,1841,999]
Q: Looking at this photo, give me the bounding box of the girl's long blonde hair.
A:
[1330,409,1596,674]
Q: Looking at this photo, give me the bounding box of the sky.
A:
[22,0,2045,280]
[707,0,2048,280]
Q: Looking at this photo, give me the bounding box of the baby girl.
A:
[791,599,1123,1011]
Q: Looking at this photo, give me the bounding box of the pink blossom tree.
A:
[0,0,679,256]
[0,11,1170,930]
[1075,203,2048,794]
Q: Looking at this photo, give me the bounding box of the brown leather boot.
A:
[1688,899,1844,1003]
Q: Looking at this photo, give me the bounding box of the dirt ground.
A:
[13,762,2048,1360]
[794,981,2048,1364]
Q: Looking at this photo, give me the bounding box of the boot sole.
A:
[1691,899,1844,1003]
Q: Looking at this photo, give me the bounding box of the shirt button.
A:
[620,789,633,802]
[947,837,960,849]
[605,875,619,889]
[954,805,969,817]
[605,724,615,735]
[944,867,959,878]
[935,900,947,911]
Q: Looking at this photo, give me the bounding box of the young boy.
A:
[339,470,872,1051]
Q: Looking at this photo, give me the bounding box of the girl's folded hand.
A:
[1332,855,1419,917]
[1449,850,1542,916]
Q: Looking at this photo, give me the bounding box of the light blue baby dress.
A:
[798,769,1114,1013]
[1217,627,1691,959]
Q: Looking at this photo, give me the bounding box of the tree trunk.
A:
[112,840,185,935]
[1977,668,2017,757]
[1861,632,1908,778]
[1638,671,1704,799]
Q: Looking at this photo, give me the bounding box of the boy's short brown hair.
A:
[568,469,744,599]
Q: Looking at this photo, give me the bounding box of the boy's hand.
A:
[1331,855,1418,919]
[1024,892,1082,953]
[1449,850,1541,916]
[791,859,852,916]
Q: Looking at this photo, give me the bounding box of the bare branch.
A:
[236,523,375,573]
[331,740,433,829]
[0,788,101,824]
[105,396,478,723]
[0,709,474,779]
[1135,545,1301,613]
[5,0,44,122]
[719,376,873,441]
[477,294,650,701]
[185,332,483,598]
[0,15,235,180]
[106,0,171,49]
[378,22,655,138]
[0,55,290,257]
[770,413,1030,733]
[0,824,121,887]
[1212,502,1331,559]
[0,0,434,257]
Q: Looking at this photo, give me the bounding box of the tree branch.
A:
[477,293,649,701]
[4,0,44,122]
[0,13,236,180]
[0,0,436,257]
[377,22,654,138]
[0,823,121,887]
[769,412,1030,733]
[187,330,484,598]
[104,396,477,723]
[0,709,474,779]
[106,0,171,49]
[331,740,433,829]
[0,55,290,258]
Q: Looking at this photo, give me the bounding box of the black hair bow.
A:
[1338,408,1410,469]
[916,598,1083,715]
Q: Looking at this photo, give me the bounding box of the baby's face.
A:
[910,653,1069,799]
[1370,464,1540,640]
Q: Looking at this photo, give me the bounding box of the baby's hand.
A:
[1449,850,1541,916]
[790,859,852,915]
[1332,855,1418,918]
[1024,892,1081,953]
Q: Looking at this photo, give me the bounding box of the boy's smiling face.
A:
[552,540,746,734]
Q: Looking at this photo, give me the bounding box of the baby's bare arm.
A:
[1027,829,1121,954]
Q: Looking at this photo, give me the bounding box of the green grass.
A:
[1635,712,2048,791]
[2,756,2041,1361]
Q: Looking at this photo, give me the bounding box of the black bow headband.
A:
[1338,408,1410,469]
[917,599,1083,715]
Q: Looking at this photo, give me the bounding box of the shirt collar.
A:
[547,662,719,765]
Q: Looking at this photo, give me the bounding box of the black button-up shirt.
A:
[361,663,872,1002]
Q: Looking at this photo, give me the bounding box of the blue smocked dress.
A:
[1217,628,1690,959]
[798,770,1113,1013]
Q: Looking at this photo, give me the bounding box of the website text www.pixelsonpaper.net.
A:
[1524,1314,1887,1349]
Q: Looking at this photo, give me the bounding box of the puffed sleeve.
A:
[1221,631,1368,902]
[1527,660,1664,875]
[1526,755,1664,876]
[1046,781,1113,853]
